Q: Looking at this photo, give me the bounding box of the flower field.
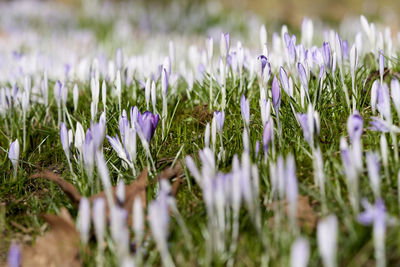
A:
[1,1,400,266]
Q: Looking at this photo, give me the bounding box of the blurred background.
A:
[51,0,400,28]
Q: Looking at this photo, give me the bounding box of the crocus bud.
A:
[371,80,379,114]
[366,151,381,199]
[350,45,358,80]
[240,94,250,126]
[214,111,225,132]
[75,122,85,154]
[271,76,281,111]
[297,62,308,91]
[347,112,363,143]
[379,50,384,84]
[93,197,106,243]
[301,17,313,47]
[54,80,62,107]
[78,197,90,244]
[205,123,210,148]
[151,80,157,113]
[377,83,391,120]
[263,119,273,152]
[290,237,309,267]
[322,42,331,70]
[220,32,230,59]
[317,214,338,267]
[73,84,79,112]
[7,243,21,267]
[116,180,125,205]
[133,196,144,243]
[161,68,168,95]
[380,134,388,168]
[9,139,20,169]
[101,80,106,109]
[260,25,267,48]
[391,79,400,117]
[279,67,289,95]
[60,122,70,159]
[260,99,271,126]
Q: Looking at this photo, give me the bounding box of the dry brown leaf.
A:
[268,195,317,229]
[30,162,184,223]
[21,207,81,267]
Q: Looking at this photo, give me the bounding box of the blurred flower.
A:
[290,237,309,267]
[7,243,21,267]
[240,94,250,126]
[9,139,20,169]
[317,214,338,267]
[271,76,281,111]
[78,197,91,245]
[214,111,225,132]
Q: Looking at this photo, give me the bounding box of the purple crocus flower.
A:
[60,122,69,157]
[7,243,21,267]
[240,94,250,126]
[9,139,20,169]
[297,113,311,145]
[279,67,289,95]
[322,42,331,70]
[376,83,391,120]
[358,198,386,226]
[342,40,349,59]
[379,50,384,83]
[214,111,225,132]
[137,111,159,144]
[297,63,308,91]
[162,68,168,94]
[220,32,230,59]
[263,119,273,152]
[369,117,390,132]
[271,76,281,111]
[347,112,363,143]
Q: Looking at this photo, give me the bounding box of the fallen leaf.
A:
[30,162,184,223]
[268,195,317,230]
[21,207,81,267]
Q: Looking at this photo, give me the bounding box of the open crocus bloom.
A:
[137,111,160,144]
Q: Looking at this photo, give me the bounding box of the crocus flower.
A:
[376,83,391,120]
[297,62,308,91]
[137,111,159,144]
[322,42,332,70]
[279,67,289,95]
[271,76,281,111]
[317,214,338,267]
[240,94,250,126]
[290,237,309,267]
[7,243,21,267]
[220,32,230,59]
[93,197,106,245]
[214,111,225,132]
[263,119,273,152]
[78,197,91,244]
[379,50,384,84]
[258,55,271,84]
[391,79,400,117]
[347,112,363,143]
[358,198,390,267]
[162,68,168,94]
[60,122,70,158]
[9,139,20,170]
[369,117,390,133]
